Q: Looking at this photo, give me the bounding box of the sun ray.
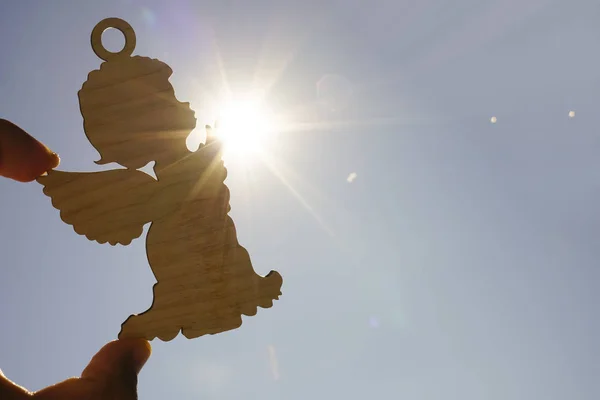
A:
[256,146,375,260]
[187,139,227,201]
[256,148,336,238]
[278,114,432,136]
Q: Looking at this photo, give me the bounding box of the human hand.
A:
[0,340,151,399]
[0,119,152,399]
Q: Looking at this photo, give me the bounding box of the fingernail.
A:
[49,151,60,166]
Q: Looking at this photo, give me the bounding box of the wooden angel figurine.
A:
[37,18,283,341]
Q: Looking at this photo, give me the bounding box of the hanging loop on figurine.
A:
[91,18,136,61]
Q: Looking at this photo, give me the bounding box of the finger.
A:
[0,119,60,183]
[81,339,151,379]
[33,339,151,400]
[0,369,31,400]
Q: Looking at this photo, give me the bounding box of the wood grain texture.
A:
[37,18,283,341]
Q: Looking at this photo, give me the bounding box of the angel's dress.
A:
[37,139,282,341]
[117,142,283,341]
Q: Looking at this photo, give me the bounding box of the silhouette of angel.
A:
[37,18,283,341]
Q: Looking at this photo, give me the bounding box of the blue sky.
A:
[1,0,600,399]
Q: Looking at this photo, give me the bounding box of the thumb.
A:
[82,339,151,380]
[80,339,152,398]
[34,339,151,400]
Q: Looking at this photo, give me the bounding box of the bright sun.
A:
[213,96,276,160]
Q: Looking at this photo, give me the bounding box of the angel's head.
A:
[78,56,197,170]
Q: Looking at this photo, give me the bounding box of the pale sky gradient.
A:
[1,1,599,399]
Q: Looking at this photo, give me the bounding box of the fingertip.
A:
[48,151,60,170]
[128,338,152,374]
[81,338,152,380]
[0,119,60,182]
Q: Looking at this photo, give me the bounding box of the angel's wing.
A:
[37,169,159,246]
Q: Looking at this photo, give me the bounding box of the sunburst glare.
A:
[213,95,278,161]
[192,89,337,240]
